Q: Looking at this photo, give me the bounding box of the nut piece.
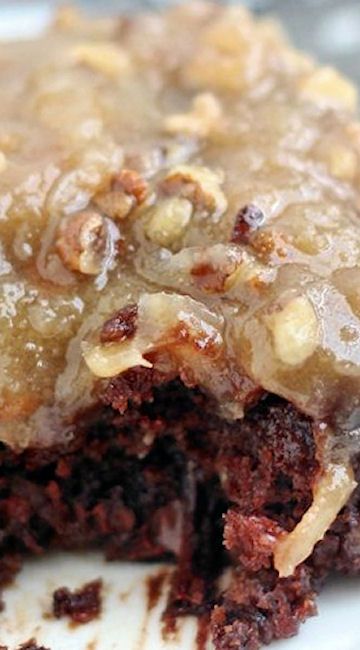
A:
[161,164,227,220]
[267,295,319,366]
[328,144,358,181]
[94,191,134,221]
[83,292,224,379]
[299,67,358,112]
[231,204,265,244]
[94,169,148,221]
[100,304,138,344]
[113,169,148,205]
[56,209,120,275]
[164,92,222,138]
[71,42,131,77]
[82,339,152,379]
[145,197,193,248]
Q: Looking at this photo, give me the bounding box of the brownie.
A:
[1,2,360,649]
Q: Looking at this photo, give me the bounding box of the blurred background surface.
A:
[0,0,359,85]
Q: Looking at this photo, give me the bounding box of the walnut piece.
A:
[145,197,193,249]
[56,209,120,276]
[164,92,223,138]
[161,164,227,220]
[267,295,319,366]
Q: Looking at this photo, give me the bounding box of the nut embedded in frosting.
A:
[83,292,224,380]
[267,295,319,367]
[161,165,228,220]
[56,209,121,276]
[94,169,148,221]
[112,169,149,205]
[145,197,193,249]
[82,339,152,378]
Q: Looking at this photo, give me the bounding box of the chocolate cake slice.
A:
[1,3,360,648]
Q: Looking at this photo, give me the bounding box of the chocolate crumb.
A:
[53,579,103,624]
[100,304,138,344]
[1,641,52,650]
[231,204,265,244]
[19,643,51,650]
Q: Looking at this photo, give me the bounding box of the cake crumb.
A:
[0,641,51,650]
[52,579,103,624]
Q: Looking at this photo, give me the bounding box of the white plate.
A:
[0,552,359,650]
[1,3,360,649]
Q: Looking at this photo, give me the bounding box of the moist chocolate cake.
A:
[1,2,360,648]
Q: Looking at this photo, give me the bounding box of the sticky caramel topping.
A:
[1,2,360,447]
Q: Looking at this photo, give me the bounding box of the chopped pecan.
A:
[100,304,138,344]
[83,292,224,379]
[94,190,134,220]
[161,165,227,220]
[55,209,120,275]
[113,169,148,205]
[94,169,148,221]
[231,204,265,244]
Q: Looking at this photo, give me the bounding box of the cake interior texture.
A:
[1,2,360,648]
[1,371,360,649]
